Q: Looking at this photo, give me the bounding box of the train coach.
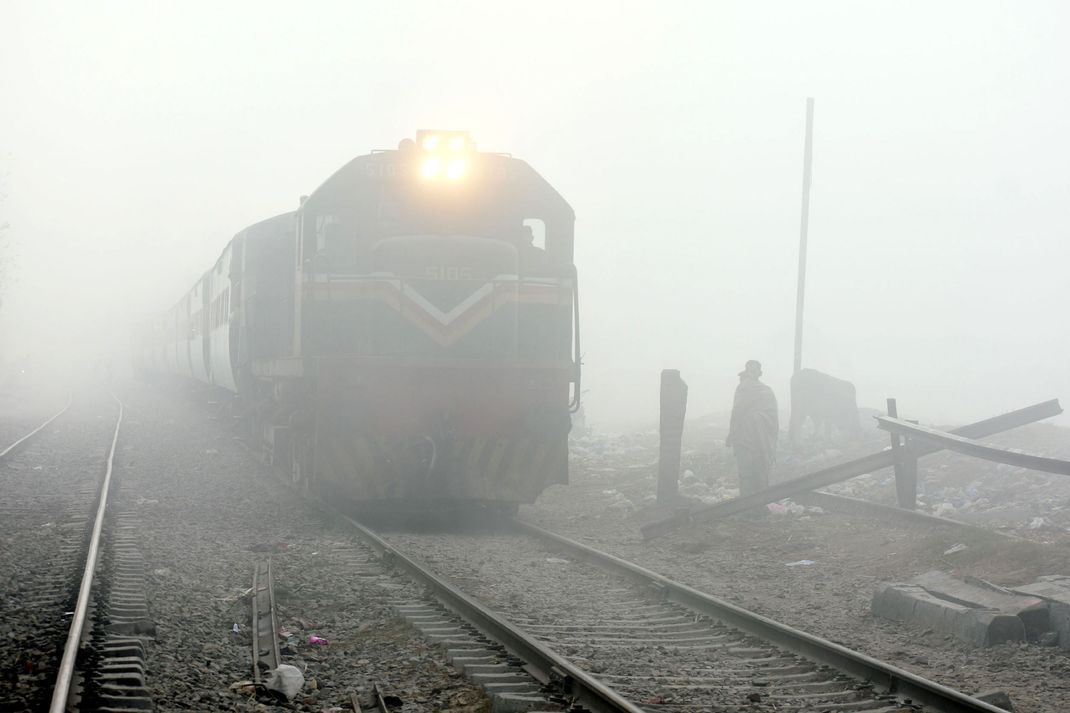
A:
[134,132,580,513]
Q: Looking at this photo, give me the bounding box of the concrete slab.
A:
[1013,575,1070,650]
[872,582,1024,647]
[912,570,1048,634]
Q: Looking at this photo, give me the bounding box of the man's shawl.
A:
[728,379,779,463]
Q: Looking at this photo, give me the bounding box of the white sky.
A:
[1,1,1067,428]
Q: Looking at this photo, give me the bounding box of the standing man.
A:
[726,360,779,496]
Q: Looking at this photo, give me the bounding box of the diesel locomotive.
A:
[134,132,580,511]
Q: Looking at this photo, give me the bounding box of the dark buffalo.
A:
[789,368,861,443]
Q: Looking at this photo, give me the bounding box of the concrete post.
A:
[657,370,688,504]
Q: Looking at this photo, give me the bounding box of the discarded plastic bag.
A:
[265,664,304,700]
[307,634,330,645]
[785,559,816,567]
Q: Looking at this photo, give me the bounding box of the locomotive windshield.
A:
[299,148,574,275]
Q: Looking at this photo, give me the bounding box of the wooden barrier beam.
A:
[641,399,1062,540]
[877,414,1070,476]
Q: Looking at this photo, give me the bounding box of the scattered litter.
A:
[806,506,826,515]
[785,560,816,567]
[307,634,330,646]
[278,627,294,638]
[545,557,570,565]
[943,543,968,555]
[217,586,253,603]
[32,466,42,471]
[231,623,240,633]
[205,448,218,455]
[766,500,806,516]
[602,489,637,515]
[933,502,957,518]
[153,568,170,577]
[229,679,257,697]
[135,498,159,506]
[1028,517,1050,529]
[264,664,304,700]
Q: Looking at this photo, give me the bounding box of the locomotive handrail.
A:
[569,264,581,413]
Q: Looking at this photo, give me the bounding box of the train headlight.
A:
[415,130,472,181]
[421,158,440,178]
[445,159,466,180]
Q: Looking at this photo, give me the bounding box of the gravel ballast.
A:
[518,426,1070,712]
[104,382,491,712]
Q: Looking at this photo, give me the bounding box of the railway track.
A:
[315,503,1010,713]
[0,395,71,461]
[250,559,283,685]
[0,393,146,712]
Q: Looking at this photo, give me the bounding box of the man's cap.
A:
[738,360,762,376]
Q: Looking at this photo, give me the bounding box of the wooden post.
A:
[888,398,919,509]
[657,370,688,504]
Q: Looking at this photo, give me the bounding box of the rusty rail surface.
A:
[642,399,1063,539]
[877,415,1070,476]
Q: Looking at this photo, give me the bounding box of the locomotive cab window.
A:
[522,218,546,251]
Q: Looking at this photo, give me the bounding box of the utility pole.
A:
[793,97,815,376]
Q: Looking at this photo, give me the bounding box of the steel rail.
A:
[266,561,281,668]
[251,563,264,684]
[877,415,1070,476]
[48,394,124,713]
[0,394,73,461]
[251,559,283,684]
[643,399,1063,539]
[515,519,1009,713]
[331,509,646,713]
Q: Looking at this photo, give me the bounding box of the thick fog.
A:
[1,1,1067,428]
